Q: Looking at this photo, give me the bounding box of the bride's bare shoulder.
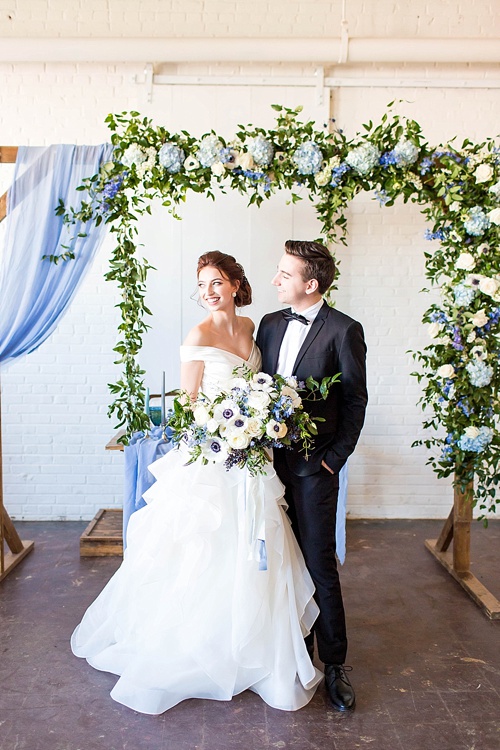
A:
[239,316,255,336]
[182,321,213,347]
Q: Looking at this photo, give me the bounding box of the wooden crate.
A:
[80,508,123,557]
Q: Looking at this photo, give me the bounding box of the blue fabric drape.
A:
[0,144,113,365]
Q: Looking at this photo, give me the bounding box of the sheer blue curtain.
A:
[0,144,113,365]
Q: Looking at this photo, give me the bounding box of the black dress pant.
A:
[274,448,347,666]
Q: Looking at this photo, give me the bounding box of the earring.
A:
[232,292,236,297]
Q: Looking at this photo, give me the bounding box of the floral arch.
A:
[62,104,500,518]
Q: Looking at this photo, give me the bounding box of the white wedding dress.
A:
[71,343,323,714]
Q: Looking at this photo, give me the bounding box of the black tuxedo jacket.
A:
[256,301,368,476]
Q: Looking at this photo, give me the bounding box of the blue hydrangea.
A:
[345,143,381,175]
[424,228,446,241]
[102,175,123,200]
[458,426,494,453]
[466,359,494,387]
[158,142,185,174]
[197,135,223,168]
[453,283,476,307]
[393,140,419,166]
[463,206,491,236]
[247,136,274,167]
[292,141,323,175]
[420,157,434,175]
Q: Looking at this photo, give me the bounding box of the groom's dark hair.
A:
[284,240,335,295]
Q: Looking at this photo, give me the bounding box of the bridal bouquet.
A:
[166,368,339,476]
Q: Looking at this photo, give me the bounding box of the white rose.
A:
[265,420,288,439]
[474,163,494,184]
[314,169,331,187]
[246,417,264,437]
[466,331,477,343]
[248,390,271,410]
[211,161,226,177]
[428,322,442,339]
[472,309,489,328]
[226,431,251,450]
[478,277,500,297]
[464,426,480,439]
[487,207,500,225]
[449,201,461,212]
[456,253,476,271]
[206,418,219,434]
[286,376,299,389]
[437,364,455,379]
[193,405,210,426]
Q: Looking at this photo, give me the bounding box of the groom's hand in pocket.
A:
[321,460,335,475]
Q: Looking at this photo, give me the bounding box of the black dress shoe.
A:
[324,664,356,712]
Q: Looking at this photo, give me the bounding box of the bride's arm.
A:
[180,360,204,400]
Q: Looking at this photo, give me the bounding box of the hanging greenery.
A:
[60,104,500,516]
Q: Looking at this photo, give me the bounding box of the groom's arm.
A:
[324,320,368,474]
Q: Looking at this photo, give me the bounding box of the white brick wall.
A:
[1,1,499,520]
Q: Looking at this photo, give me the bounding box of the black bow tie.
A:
[282,310,310,326]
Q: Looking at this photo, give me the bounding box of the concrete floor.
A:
[1,519,499,750]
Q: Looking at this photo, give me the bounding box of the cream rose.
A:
[474,163,494,184]
[464,426,480,439]
[206,418,219,434]
[226,431,251,450]
[437,364,455,379]
[235,152,256,170]
[246,418,264,437]
[211,161,226,177]
[247,390,271,410]
[427,322,442,339]
[193,405,210,426]
[472,309,489,328]
[456,253,476,271]
[487,207,500,225]
[478,277,500,297]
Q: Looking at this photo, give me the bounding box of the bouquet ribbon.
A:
[240,469,268,571]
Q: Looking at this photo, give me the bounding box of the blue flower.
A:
[247,136,274,167]
[453,283,476,308]
[330,162,350,187]
[463,206,490,237]
[466,359,494,387]
[292,141,323,175]
[420,157,434,175]
[374,189,390,205]
[458,426,494,453]
[424,228,446,241]
[159,142,185,174]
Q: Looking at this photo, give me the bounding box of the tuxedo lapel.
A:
[270,313,289,373]
[292,301,329,374]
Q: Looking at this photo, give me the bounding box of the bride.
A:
[71,251,323,714]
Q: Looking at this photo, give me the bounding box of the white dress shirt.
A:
[276,298,324,377]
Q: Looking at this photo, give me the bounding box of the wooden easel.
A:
[0,145,34,581]
[425,475,500,620]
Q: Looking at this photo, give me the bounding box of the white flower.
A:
[201,437,228,463]
[265,420,288,439]
[227,415,248,433]
[467,331,477,343]
[281,385,302,407]
[465,273,484,288]
[437,364,455,379]
[121,144,147,167]
[247,390,271,410]
[456,253,476,271]
[449,201,461,212]
[226,431,251,450]
[471,345,487,361]
[252,373,274,391]
[286,376,299,389]
[487,207,500,225]
[246,417,264,437]
[474,163,494,184]
[314,168,331,187]
[206,418,219,433]
[472,309,489,328]
[184,156,200,171]
[213,399,240,423]
[235,152,256,170]
[428,322,442,338]
[489,180,500,199]
[464,426,480,439]
[478,277,500,297]
[447,384,456,400]
[477,243,489,255]
[193,405,210,426]
[211,161,226,177]
[226,376,248,392]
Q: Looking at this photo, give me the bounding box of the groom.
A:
[256,240,368,712]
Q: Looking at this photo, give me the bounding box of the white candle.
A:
[161,371,166,425]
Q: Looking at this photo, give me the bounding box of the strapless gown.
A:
[71,343,323,714]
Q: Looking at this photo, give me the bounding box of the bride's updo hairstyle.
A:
[197,251,253,307]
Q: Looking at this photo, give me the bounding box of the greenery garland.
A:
[61,104,500,517]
